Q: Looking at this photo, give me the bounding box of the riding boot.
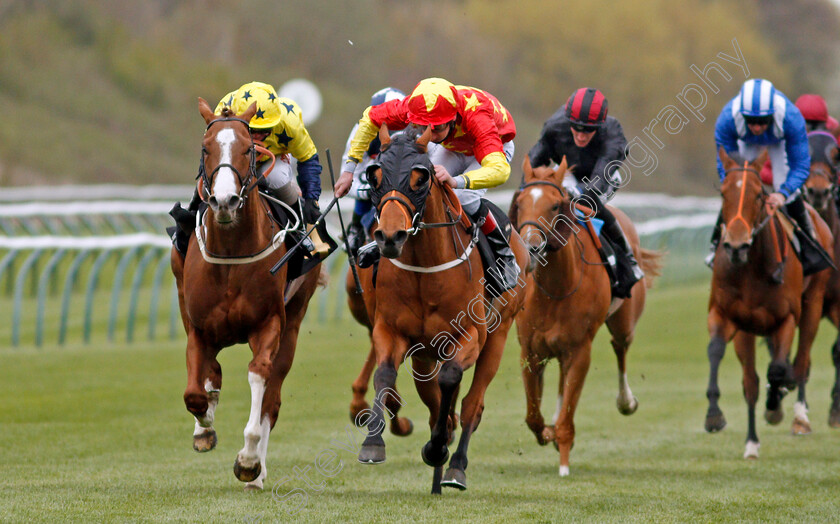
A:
[474,209,521,292]
[345,212,366,257]
[168,187,202,257]
[599,208,644,299]
[785,195,816,239]
[705,211,723,268]
[785,194,831,276]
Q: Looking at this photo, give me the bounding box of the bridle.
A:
[197,116,275,207]
[515,179,568,245]
[722,162,773,243]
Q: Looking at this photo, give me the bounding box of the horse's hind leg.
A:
[350,343,375,423]
[606,306,638,415]
[790,287,825,435]
[733,331,760,459]
[766,315,797,426]
[193,355,222,452]
[442,331,507,491]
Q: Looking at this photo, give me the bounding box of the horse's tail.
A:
[638,248,664,288]
[318,265,330,288]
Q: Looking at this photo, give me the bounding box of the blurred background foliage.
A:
[0,0,837,194]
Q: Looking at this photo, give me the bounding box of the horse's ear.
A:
[379,124,391,147]
[240,102,257,124]
[522,155,534,181]
[198,97,215,125]
[416,125,432,150]
[551,156,568,185]
[718,146,734,168]
[753,148,769,170]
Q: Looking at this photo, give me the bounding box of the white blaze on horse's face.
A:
[213,128,239,200]
[529,187,544,209]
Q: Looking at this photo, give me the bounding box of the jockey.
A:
[527,87,644,298]
[334,77,520,291]
[341,87,406,256]
[709,78,814,269]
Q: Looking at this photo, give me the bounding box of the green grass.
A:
[2,282,840,523]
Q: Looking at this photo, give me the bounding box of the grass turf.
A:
[2,282,840,523]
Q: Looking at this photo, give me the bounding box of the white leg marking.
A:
[558,465,570,477]
[213,128,238,198]
[792,401,811,435]
[194,378,219,435]
[793,401,809,421]
[245,415,271,490]
[617,372,638,413]
[551,394,563,425]
[743,440,760,459]
[238,371,267,468]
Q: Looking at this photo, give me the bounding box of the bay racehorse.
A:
[353,125,529,494]
[512,157,661,476]
[705,148,832,458]
[170,99,321,489]
[801,131,840,426]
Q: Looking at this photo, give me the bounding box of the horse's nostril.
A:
[208,196,218,208]
[373,230,385,243]
[229,195,241,208]
[394,230,408,244]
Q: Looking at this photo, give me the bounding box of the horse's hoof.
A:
[829,407,840,428]
[234,458,261,483]
[357,444,386,464]
[421,441,449,468]
[538,426,555,446]
[705,411,727,433]
[244,479,264,491]
[743,440,760,459]
[764,407,784,425]
[390,417,414,437]
[193,430,217,452]
[559,465,570,477]
[792,419,812,435]
[440,468,467,490]
[617,395,639,415]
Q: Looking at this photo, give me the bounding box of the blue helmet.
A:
[739,79,776,117]
[370,87,405,106]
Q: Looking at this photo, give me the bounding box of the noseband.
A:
[516,180,567,241]
[198,117,260,208]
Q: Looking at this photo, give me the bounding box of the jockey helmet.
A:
[795,94,829,123]
[231,81,283,129]
[406,78,458,126]
[739,79,776,117]
[371,87,405,107]
[565,88,608,129]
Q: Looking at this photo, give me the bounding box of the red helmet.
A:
[406,78,458,126]
[828,116,839,132]
[795,94,829,123]
[565,87,608,128]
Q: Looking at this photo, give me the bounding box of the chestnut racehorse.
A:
[353,126,528,494]
[512,158,661,476]
[704,148,832,458]
[170,99,320,489]
[801,132,840,426]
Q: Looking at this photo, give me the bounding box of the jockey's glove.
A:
[303,198,321,224]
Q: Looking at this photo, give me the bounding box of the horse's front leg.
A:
[234,316,283,487]
[521,347,551,445]
[705,309,735,432]
[350,343,375,423]
[733,330,760,458]
[193,355,222,452]
[184,329,218,449]
[422,359,464,494]
[357,323,408,465]
[791,285,826,435]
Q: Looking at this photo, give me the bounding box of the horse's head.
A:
[515,156,573,262]
[803,132,839,213]
[197,98,258,226]
[718,147,769,266]
[365,125,435,259]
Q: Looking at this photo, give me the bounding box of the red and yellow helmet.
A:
[406,78,458,126]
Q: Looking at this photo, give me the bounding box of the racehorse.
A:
[512,157,661,476]
[801,132,840,427]
[704,148,832,458]
[170,99,321,489]
[352,125,529,494]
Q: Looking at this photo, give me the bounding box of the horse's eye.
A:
[551,202,561,212]
[365,165,381,188]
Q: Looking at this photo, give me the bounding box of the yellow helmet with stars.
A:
[406,78,458,126]
[225,81,283,129]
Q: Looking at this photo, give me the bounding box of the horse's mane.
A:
[219,107,235,118]
[725,151,752,166]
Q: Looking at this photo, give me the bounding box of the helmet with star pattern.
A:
[220,81,283,130]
